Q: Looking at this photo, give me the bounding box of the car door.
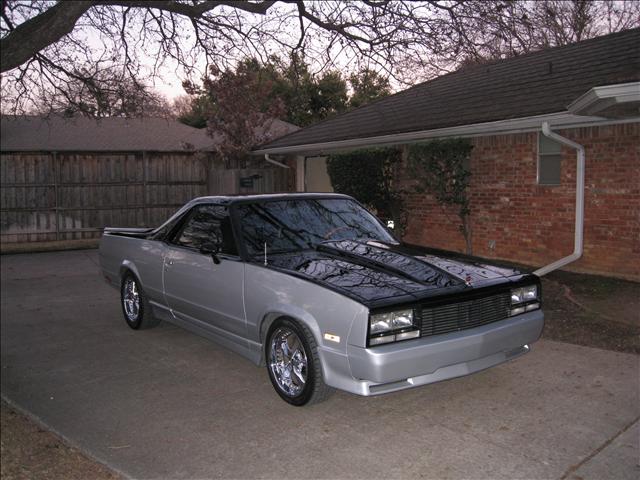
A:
[162,204,247,343]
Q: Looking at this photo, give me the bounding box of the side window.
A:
[538,134,562,186]
[172,205,238,256]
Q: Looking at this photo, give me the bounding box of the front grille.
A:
[419,292,511,338]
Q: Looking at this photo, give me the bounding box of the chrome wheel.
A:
[269,327,308,397]
[122,277,140,322]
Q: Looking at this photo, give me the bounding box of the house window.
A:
[538,133,562,185]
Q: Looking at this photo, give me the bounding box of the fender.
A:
[255,305,362,389]
[256,304,323,366]
[119,259,142,285]
[255,301,365,364]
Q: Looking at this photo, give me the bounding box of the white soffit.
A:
[568,82,640,116]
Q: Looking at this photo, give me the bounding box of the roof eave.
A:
[253,111,640,156]
[567,82,640,116]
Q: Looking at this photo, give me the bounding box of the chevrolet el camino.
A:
[99,194,544,406]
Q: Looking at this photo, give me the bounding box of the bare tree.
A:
[31,72,171,117]
[449,0,639,65]
[0,1,466,114]
[1,1,637,115]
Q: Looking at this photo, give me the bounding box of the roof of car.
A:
[189,193,352,205]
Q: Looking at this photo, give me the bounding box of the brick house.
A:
[255,28,639,280]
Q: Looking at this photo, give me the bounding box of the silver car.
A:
[99,193,544,406]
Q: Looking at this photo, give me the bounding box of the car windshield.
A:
[236,198,396,256]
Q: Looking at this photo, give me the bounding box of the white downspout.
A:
[534,122,585,276]
[264,153,290,169]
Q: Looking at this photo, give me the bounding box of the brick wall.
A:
[402,122,640,280]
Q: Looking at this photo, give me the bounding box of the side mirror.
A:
[200,241,221,264]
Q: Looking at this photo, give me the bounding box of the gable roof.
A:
[256,28,639,154]
[0,115,298,152]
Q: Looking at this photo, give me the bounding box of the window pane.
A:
[538,154,561,185]
[539,134,562,154]
[175,205,237,254]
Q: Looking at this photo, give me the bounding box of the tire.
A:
[266,318,334,406]
[120,272,160,330]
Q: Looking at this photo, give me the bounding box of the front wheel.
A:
[121,273,160,330]
[266,319,334,406]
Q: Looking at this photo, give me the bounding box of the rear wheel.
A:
[121,273,160,330]
[266,318,333,406]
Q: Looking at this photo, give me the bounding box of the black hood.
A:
[265,240,532,308]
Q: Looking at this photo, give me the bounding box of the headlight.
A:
[511,288,524,304]
[370,309,413,334]
[510,285,540,316]
[369,309,420,346]
[511,285,538,304]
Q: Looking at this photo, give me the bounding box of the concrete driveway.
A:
[1,249,638,479]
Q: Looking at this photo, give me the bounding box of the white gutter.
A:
[534,122,585,277]
[264,153,290,169]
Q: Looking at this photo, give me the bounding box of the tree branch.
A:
[1,1,94,72]
[292,1,372,45]
[99,0,277,17]
[1,0,278,73]
[2,0,637,116]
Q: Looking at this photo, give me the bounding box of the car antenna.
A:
[264,241,268,266]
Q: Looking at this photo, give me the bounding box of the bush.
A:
[326,147,404,232]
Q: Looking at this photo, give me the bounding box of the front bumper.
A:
[319,309,544,396]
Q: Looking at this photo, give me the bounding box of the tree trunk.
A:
[460,213,473,255]
[0,1,93,73]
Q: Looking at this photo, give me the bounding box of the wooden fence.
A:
[0,151,293,244]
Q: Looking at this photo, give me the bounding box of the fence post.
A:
[53,151,60,241]
[142,151,148,227]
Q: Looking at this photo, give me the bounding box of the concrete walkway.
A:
[1,250,638,479]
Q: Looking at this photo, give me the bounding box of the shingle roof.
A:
[258,28,639,152]
[0,116,298,152]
